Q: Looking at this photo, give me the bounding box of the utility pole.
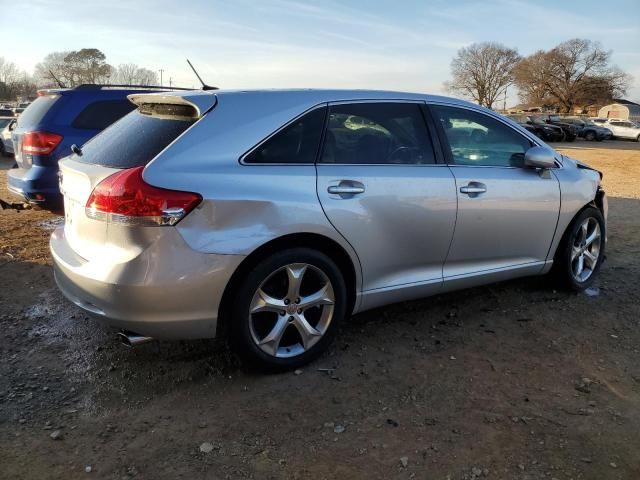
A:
[159,69,164,87]
[503,86,508,113]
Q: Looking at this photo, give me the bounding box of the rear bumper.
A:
[50,226,245,339]
[7,165,61,204]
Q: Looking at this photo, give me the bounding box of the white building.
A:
[598,100,640,123]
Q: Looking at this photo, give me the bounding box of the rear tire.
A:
[229,248,347,371]
[553,207,605,292]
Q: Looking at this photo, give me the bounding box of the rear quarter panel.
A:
[143,93,363,295]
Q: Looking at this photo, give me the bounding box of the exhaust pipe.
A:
[117,331,153,347]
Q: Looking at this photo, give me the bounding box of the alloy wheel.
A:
[248,263,335,358]
[571,217,601,282]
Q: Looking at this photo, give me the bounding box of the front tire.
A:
[584,131,596,141]
[229,248,347,371]
[553,207,605,291]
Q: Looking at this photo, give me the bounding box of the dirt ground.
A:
[0,140,639,480]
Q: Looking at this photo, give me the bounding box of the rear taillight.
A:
[85,167,202,226]
[22,131,63,155]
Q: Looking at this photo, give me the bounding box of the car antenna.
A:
[49,70,66,88]
[186,59,218,90]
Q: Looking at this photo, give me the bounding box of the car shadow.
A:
[0,196,636,412]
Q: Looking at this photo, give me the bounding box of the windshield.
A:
[16,94,59,127]
[76,108,196,168]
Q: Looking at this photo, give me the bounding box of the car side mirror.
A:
[524,146,555,169]
[8,122,16,131]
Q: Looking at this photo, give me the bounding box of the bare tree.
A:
[514,39,631,112]
[34,51,74,87]
[34,49,112,87]
[0,57,35,100]
[132,68,157,86]
[34,50,159,89]
[0,57,20,85]
[114,63,138,84]
[113,64,158,85]
[444,42,521,108]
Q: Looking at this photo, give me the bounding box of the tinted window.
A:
[432,106,531,168]
[321,103,434,164]
[72,100,137,130]
[0,118,11,128]
[16,94,60,127]
[0,109,13,117]
[244,107,326,164]
[76,110,194,168]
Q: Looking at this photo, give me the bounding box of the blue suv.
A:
[8,84,184,208]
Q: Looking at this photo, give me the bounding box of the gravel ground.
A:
[0,140,639,479]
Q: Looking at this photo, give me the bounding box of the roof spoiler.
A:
[127,92,217,118]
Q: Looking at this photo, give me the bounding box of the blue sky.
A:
[2,0,639,103]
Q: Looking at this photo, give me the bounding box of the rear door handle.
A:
[459,182,487,196]
[327,180,365,197]
[328,185,365,195]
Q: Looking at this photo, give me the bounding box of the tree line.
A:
[0,48,158,100]
[445,38,631,112]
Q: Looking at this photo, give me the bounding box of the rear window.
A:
[76,109,195,168]
[71,100,136,130]
[16,94,59,127]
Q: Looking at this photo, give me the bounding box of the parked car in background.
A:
[0,108,14,117]
[52,89,607,370]
[0,117,16,156]
[561,117,612,141]
[7,84,186,207]
[604,119,640,141]
[538,115,578,142]
[506,114,564,142]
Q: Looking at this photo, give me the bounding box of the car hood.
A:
[562,154,603,179]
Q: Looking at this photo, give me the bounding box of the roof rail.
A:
[73,84,194,91]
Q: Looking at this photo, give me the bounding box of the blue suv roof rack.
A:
[73,84,195,91]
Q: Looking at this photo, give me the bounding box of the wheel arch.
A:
[216,232,359,337]
[552,197,604,264]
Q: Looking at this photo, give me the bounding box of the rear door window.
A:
[76,109,195,168]
[71,100,137,130]
[320,103,435,164]
[16,94,60,127]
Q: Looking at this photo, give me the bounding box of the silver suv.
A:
[52,90,607,369]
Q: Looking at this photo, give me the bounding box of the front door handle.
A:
[459,182,487,197]
[327,180,365,198]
